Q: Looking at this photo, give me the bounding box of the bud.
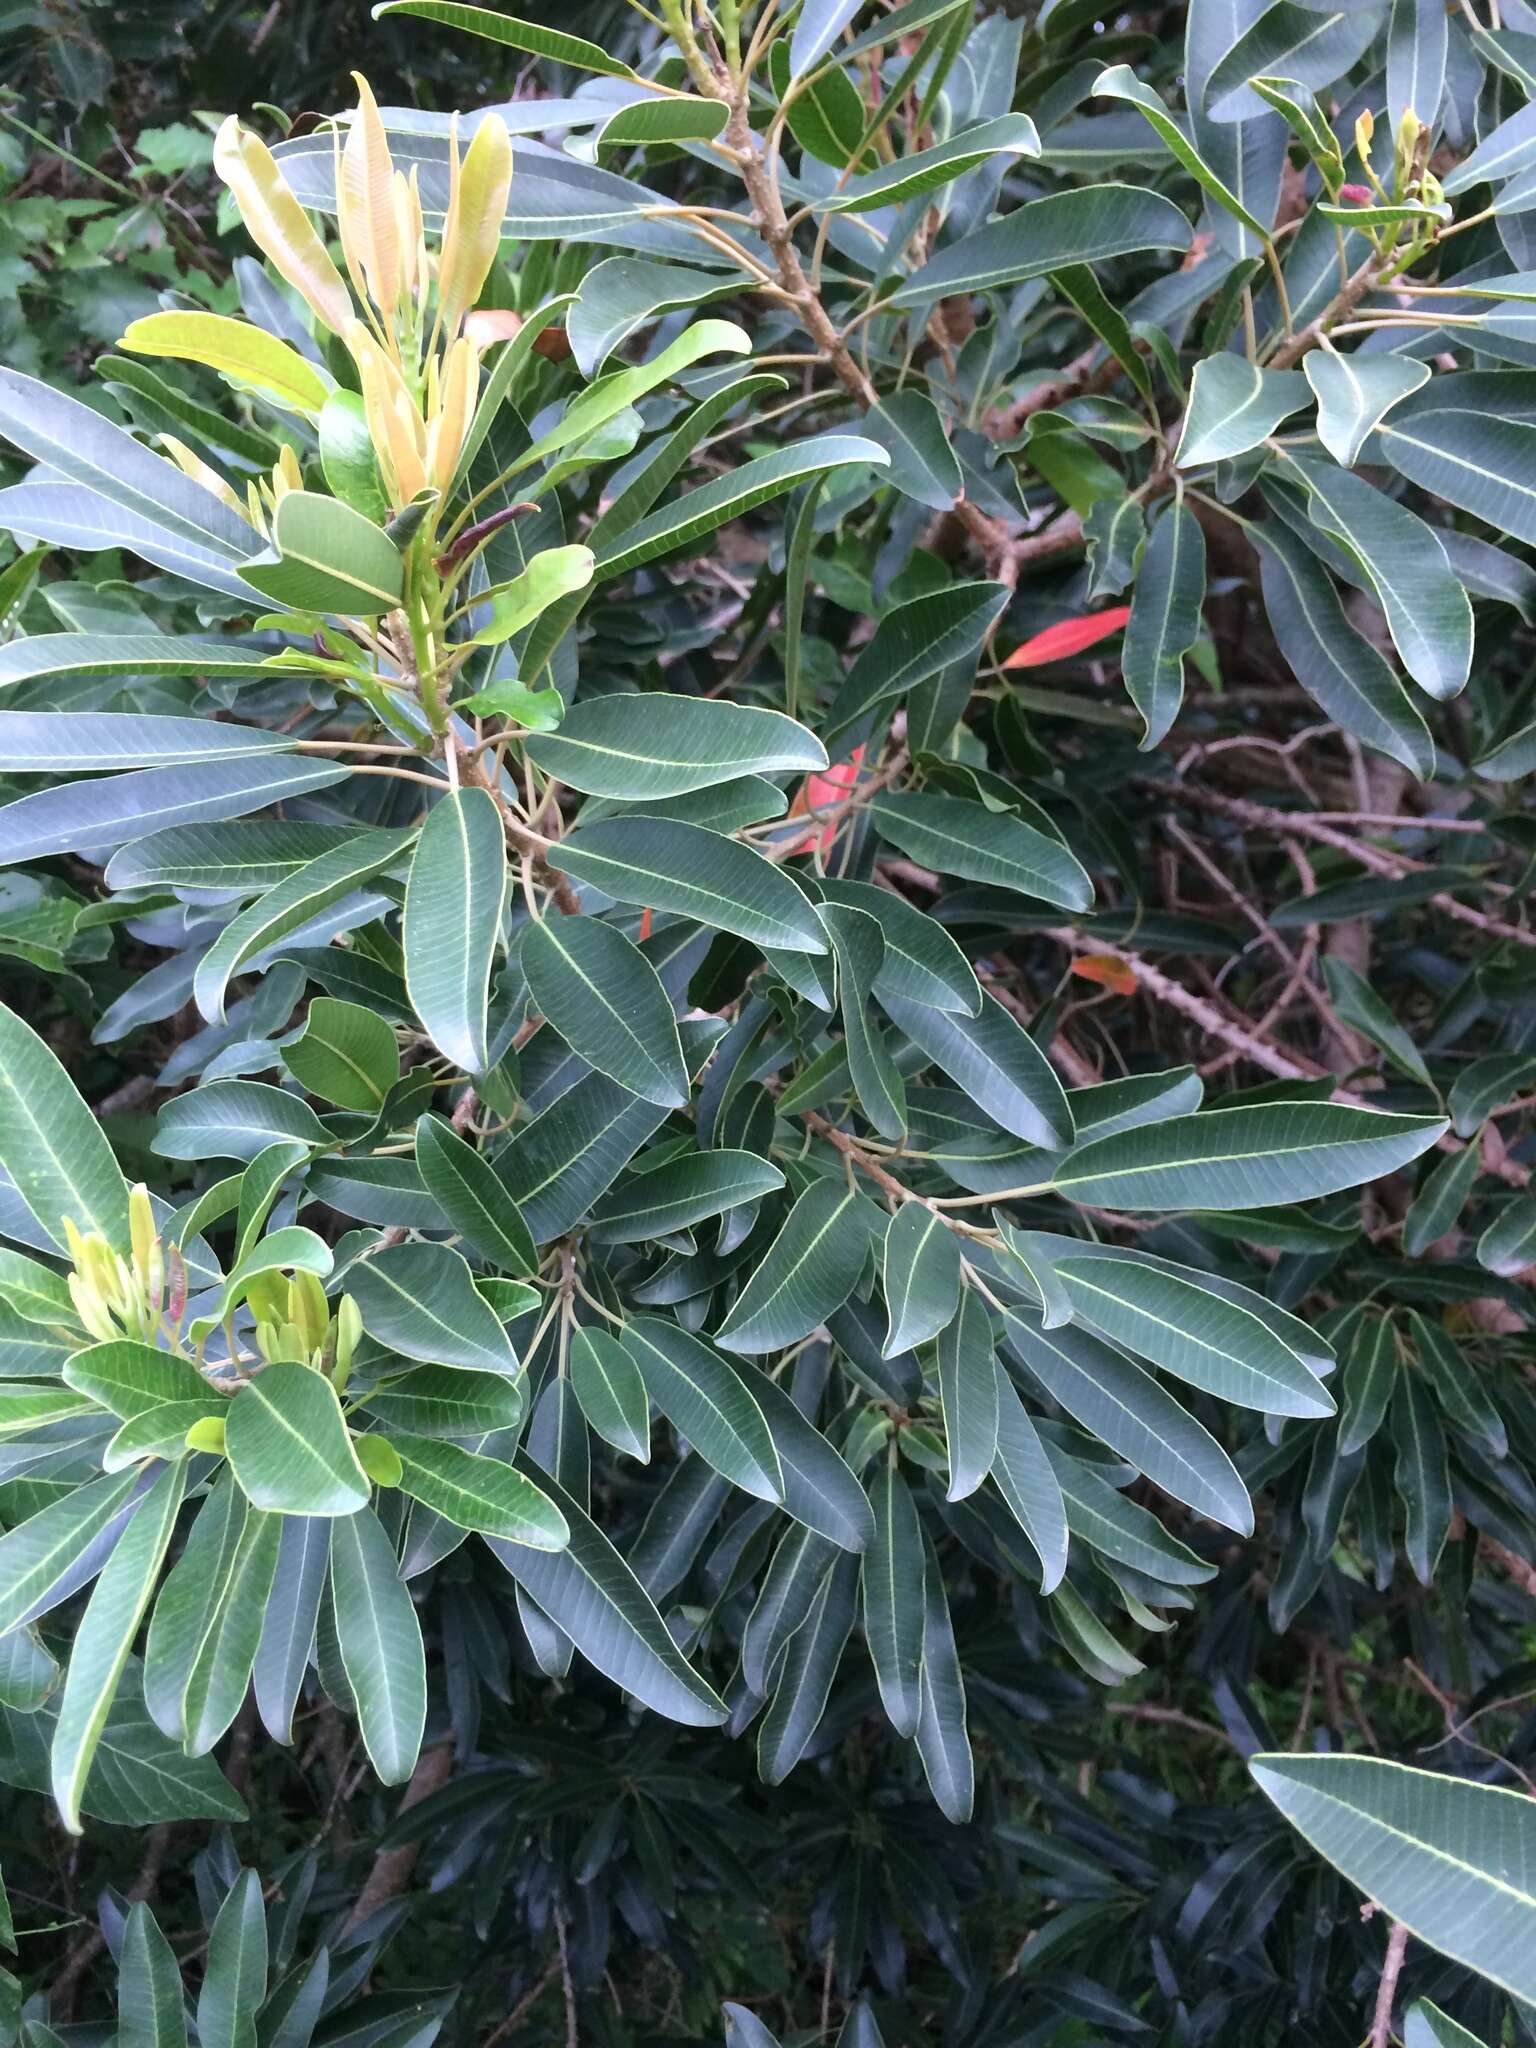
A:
[1338,183,1374,205]
[438,112,514,338]
[68,1271,118,1345]
[129,1183,156,1285]
[166,1243,188,1325]
[427,335,477,494]
[334,1294,362,1391]
[290,1269,330,1354]
[214,116,353,338]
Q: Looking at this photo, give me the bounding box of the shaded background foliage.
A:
[0,3,1533,2046]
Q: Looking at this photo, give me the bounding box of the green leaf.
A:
[891,183,1193,305]
[1450,1053,1536,1137]
[824,904,907,1142]
[518,323,749,480]
[937,1285,999,1501]
[1305,349,1430,468]
[281,996,398,1110]
[1053,1250,1334,1418]
[1321,959,1430,1084]
[827,584,1010,738]
[1174,357,1308,467]
[915,1539,973,1823]
[371,0,637,73]
[818,878,980,1015]
[880,991,1074,1149]
[593,437,890,580]
[49,1459,187,1835]
[862,1461,924,1736]
[590,1150,785,1243]
[487,1456,728,1726]
[118,1904,186,2048]
[1249,1753,1536,2001]
[1478,1191,1536,1277]
[745,1365,873,1552]
[716,1181,877,1354]
[0,635,271,688]
[569,1326,651,1459]
[385,1431,568,1545]
[1046,1444,1215,1584]
[403,788,507,1075]
[1002,1306,1253,1532]
[1050,1102,1446,1210]
[758,1552,860,1782]
[1280,454,1472,701]
[549,818,829,953]
[329,1505,426,1784]
[622,1316,783,1501]
[253,1515,327,1744]
[0,1468,142,1635]
[500,1068,672,1242]
[197,1871,267,2048]
[883,1204,961,1356]
[568,257,742,377]
[359,1364,525,1438]
[244,491,403,616]
[821,115,1041,212]
[522,914,688,1108]
[0,712,292,773]
[1404,2002,1487,2048]
[225,1362,370,1516]
[990,1363,1069,1591]
[1403,1139,1481,1257]
[1377,405,1536,550]
[1393,1369,1450,1584]
[1203,5,1382,120]
[319,389,388,521]
[467,544,595,646]
[1338,1315,1398,1455]
[348,1241,520,1374]
[414,1114,537,1275]
[193,831,413,1025]
[527,693,825,799]
[593,96,729,155]
[152,1080,329,1163]
[121,310,332,413]
[1122,500,1206,751]
[0,1003,129,1251]
[869,792,1093,911]
[1093,66,1266,233]
[864,392,963,510]
[1253,521,1435,780]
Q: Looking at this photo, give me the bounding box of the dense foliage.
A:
[2,1,1536,2043]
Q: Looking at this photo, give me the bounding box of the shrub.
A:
[0,3,1534,2043]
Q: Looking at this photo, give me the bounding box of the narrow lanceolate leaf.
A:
[1051,1103,1446,1211]
[178,1512,280,1756]
[716,1180,877,1354]
[119,1903,187,2048]
[526,695,825,798]
[224,1362,370,1516]
[880,991,1074,1150]
[414,1114,537,1275]
[50,1459,187,1834]
[937,1286,1000,1501]
[1305,349,1429,468]
[329,1506,426,1785]
[590,1151,785,1243]
[1253,522,1435,781]
[348,1241,519,1374]
[741,1363,873,1552]
[1047,1446,1214,1584]
[825,905,907,1142]
[883,1204,961,1356]
[990,1365,1069,1590]
[488,1456,728,1726]
[549,818,829,954]
[869,792,1093,911]
[372,0,636,74]
[1174,357,1308,467]
[0,1469,142,1635]
[1122,501,1206,751]
[759,1551,860,1783]
[818,878,980,1015]
[1003,1306,1253,1534]
[0,1004,130,1251]
[824,112,1039,213]
[385,1431,568,1545]
[0,713,292,773]
[193,830,413,1025]
[915,1539,974,1823]
[862,1461,925,1738]
[1403,2002,1485,2048]
[1338,1316,1398,1455]
[253,1515,328,1744]
[1281,454,1472,701]
[743,1528,835,1695]
[891,183,1193,304]
[197,1870,267,2048]
[623,1316,783,1502]
[1479,1192,1536,1278]
[569,1326,651,1459]
[0,634,270,688]
[827,583,1011,738]
[522,914,688,1109]
[1393,1370,1450,1585]
[122,311,333,412]
[864,391,963,509]
[1376,407,1536,549]
[403,787,505,1075]
[1054,1253,1334,1419]
[1250,1754,1536,2003]
[1094,65,1265,233]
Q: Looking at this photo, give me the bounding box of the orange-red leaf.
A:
[788,747,864,852]
[1002,605,1132,670]
[1071,953,1136,994]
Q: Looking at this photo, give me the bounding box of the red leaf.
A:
[1071,953,1137,995]
[787,746,864,852]
[1001,605,1133,669]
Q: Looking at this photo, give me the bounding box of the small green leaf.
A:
[225,1362,370,1516]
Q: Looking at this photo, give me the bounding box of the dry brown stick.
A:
[341,1738,454,1936]
[1368,1920,1411,2048]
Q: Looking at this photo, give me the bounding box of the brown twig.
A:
[1368,1920,1411,2048]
